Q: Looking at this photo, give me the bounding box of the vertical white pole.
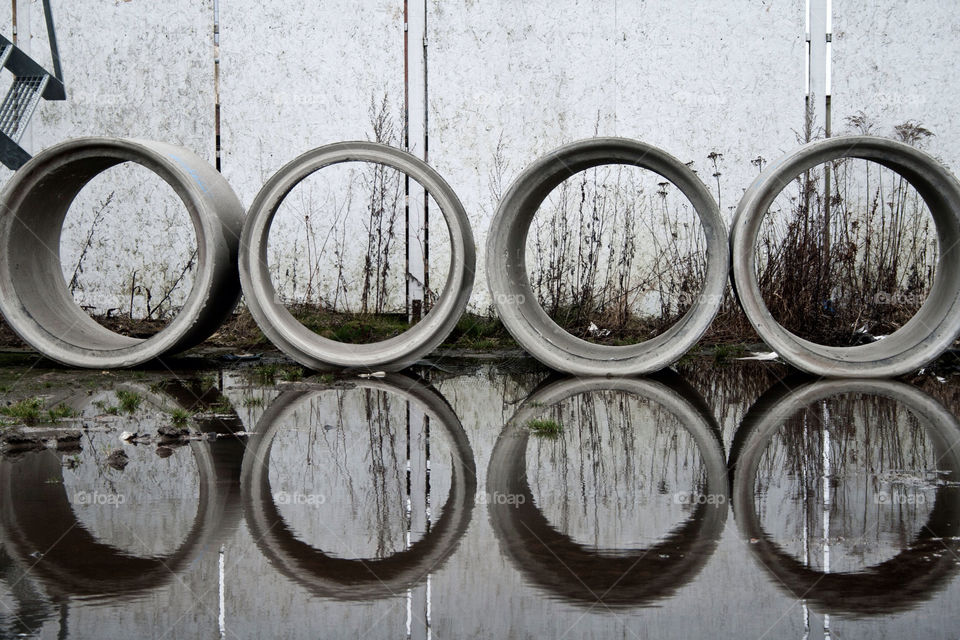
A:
[405,398,429,639]
[218,544,226,639]
[821,402,832,640]
[808,0,828,129]
[405,1,428,323]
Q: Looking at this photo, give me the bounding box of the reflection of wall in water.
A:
[526,391,709,550]
[754,394,938,572]
[61,390,203,557]
[266,386,453,559]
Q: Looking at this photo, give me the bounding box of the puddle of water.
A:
[1,356,959,639]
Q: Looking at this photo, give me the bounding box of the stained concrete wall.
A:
[832,2,960,167]
[1,0,957,316]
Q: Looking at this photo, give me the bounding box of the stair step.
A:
[0,75,50,143]
[0,1,65,170]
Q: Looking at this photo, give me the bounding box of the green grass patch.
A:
[280,366,304,382]
[115,390,143,415]
[1,398,77,425]
[93,399,120,415]
[442,314,516,349]
[290,307,410,343]
[46,404,78,422]
[712,343,746,363]
[169,408,192,427]
[0,397,44,424]
[251,363,306,384]
[526,418,563,438]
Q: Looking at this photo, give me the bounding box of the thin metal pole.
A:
[41,0,63,81]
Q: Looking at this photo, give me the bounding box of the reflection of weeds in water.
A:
[755,393,937,556]
[526,418,563,438]
[363,388,406,558]
[528,391,709,534]
[242,397,264,408]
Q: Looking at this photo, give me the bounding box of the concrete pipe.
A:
[0,137,244,368]
[730,136,960,377]
[486,138,729,376]
[240,142,475,372]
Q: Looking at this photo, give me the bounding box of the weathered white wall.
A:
[832,2,960,166]
[5,0,215,317]
[1,0,957,317]
[429,0,805,312]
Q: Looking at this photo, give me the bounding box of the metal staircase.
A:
[0,0,65,170]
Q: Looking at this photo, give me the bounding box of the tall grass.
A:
[525,162,707,344]
[755,112,937,345]
[522,112,941,348]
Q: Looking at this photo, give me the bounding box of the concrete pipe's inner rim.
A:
[263,161,449,345]
[4,151,207,355]
[740,141,960,365]
[0,405,225,600]
[731,380,960,614]
[522,164,709,346]
[500,143,725,362]
[241,377,476,599]
[253,151,469,361]
[486,376,728,606]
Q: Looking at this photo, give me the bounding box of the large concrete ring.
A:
[0,137,244,368]
[240,142,475,372]
[731,136,960,377]
[486,138,729,376]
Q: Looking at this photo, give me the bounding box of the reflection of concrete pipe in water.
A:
[239,142,476,372]
[486,138,729,376]
[729,378,960,616]
[0,542,58,638]
[0,381,245,603]
[730,136,960,377]
[240,373,476,600]
[0,137,244,369]
[486,373,728,608]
